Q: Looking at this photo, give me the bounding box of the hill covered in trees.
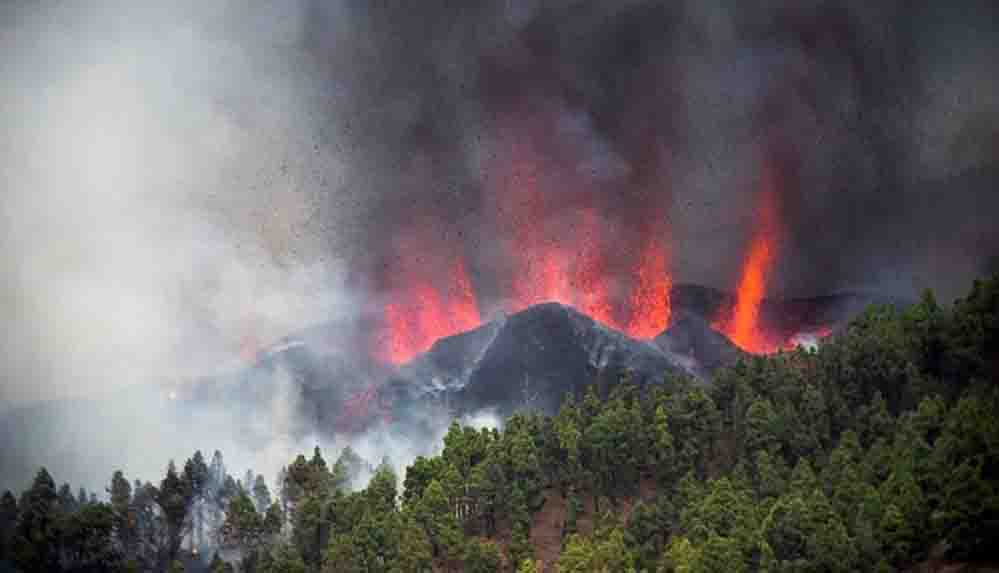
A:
[1,274,997,573]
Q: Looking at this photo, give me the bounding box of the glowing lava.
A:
[378,116,682,363]
[573,207,623,330]
[500,138,576,310]
[715,158,781,353]
[378,239,482,365]
[449,257,482,333]
[627,237,673,339]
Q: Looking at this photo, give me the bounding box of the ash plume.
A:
[307,0,999,302]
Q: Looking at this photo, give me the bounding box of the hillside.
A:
[0,276,996,573]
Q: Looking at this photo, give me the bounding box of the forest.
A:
[1,274,997,573]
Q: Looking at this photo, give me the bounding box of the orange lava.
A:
[501,138,576,310]
[449,257,482,334]
[715,158,782,353]
[378,117,681,363]
[627,237,673,339]
[574,207,624,330]
[378,237,482,365]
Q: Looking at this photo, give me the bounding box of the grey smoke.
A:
[304,0,999,300]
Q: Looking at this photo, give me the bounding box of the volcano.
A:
[208,284,892,436]
[385,302,685,419]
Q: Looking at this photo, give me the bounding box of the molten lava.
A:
[488,131,675,334]
[501,138,576,310]
[449,258,482,333]
[573,207,623,330]
[715,158,782,353]
[627,237,673,339]
[375,117,684,363]
[378,239,482,365]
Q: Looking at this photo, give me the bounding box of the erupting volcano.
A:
[375,212,679,365]
[370,119,835,364]
[371,119,685,365]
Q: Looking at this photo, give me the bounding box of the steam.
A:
[0,0,360,491]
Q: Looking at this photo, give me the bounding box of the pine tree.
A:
[934,457,999,560]
[564,488,582,539]
[698,534,746,573]
[413,480,461,561]
[58,482,78,514]
[627,500,668,572]
[0,490,16,561]
[653,404,677,487]
[462,538,502,573]
[253,474,272,514]
[367,464,399,515]
[332,446,364,490]
[788,458,819,495]
[392,514,433,573]
[156,460,193,565]
[61,502,122,571]
[402,456,444,509]
[264,502,284,537]
[220,490,264,554]
[265,542,307,573]
[660,535,698,573]
[744,398,780,456]
[12,468,61,571]
[558,534,596,573]
[516,558,540,573]
[209,451,226,493]
[109,470,135,559]
[509,520,533,569]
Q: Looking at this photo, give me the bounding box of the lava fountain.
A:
[377,231,482,365]
[627,229,673,338]
[376,115,679,365]
[487,119,673,336]
[715,156,782,353]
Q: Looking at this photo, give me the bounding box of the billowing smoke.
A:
[306,0,999,302]
[0,0,361,491]
[2,0,998,493]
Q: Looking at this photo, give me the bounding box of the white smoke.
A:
[0,0,364,493]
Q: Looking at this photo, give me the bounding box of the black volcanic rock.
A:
[654,310,746,378]
[390,303,684,418]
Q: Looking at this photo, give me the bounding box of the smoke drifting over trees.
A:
[1,0,997,493]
